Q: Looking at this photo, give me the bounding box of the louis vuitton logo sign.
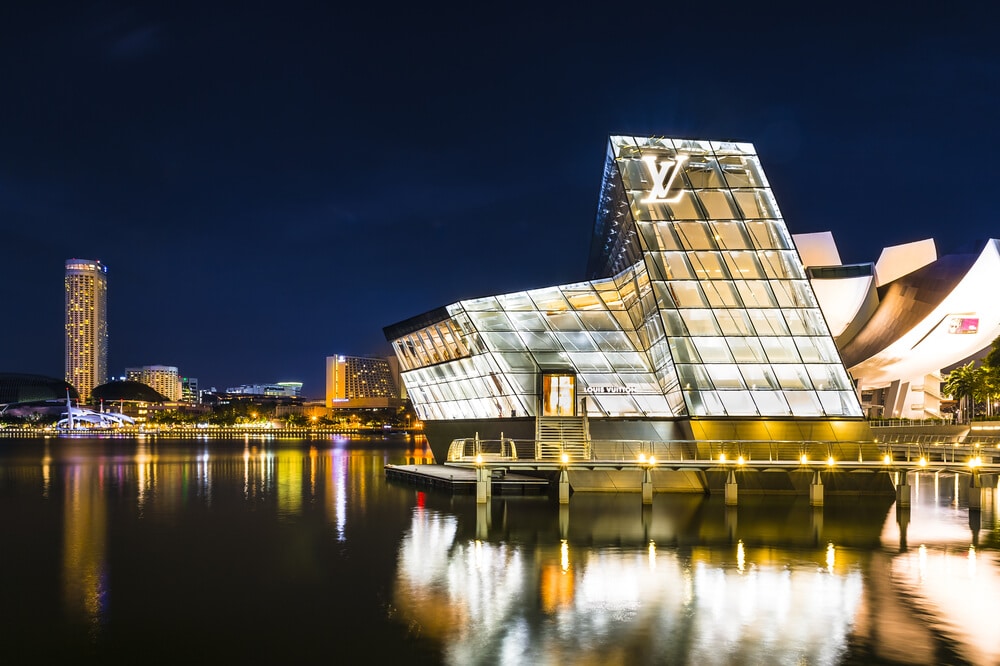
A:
[640,154,688,204]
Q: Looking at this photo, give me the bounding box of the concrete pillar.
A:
[810,471,824,507]
[725,470,738,506]
[476,466,490,504]
[896,505,910,552]
[558,468,570,504]
[476,502,489,540]
[641,467,653,505]
[896,474,911,508]
[811,507,824,544]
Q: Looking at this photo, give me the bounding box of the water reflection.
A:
[394,474,1000,665]
[395,495,882,665]
[5,437,1000,664]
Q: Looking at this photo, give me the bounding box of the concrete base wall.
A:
[559,468,896,496]
[567,469,707,493]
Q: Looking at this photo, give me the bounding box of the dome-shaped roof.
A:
[0,373,78,404]
[92,380,168,403]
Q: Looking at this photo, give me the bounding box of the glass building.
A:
[385,136,868,461]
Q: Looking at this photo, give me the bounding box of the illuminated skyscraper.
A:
[65,259,108,401]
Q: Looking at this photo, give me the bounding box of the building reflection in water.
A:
[62,464,108,640]
[392,485,1000,665]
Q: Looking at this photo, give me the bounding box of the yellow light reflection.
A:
[826,542,835,574]
[561,539,569,573]
[648,540,656,570]
[737,540,745,574]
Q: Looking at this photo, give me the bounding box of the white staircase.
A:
[535,416,591,461]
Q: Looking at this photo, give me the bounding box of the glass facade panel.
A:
[740,364,780,390]
[773,365,813,390]
[692,337,733,363]
[674,222,717,250]
[670,282,709,308]
[700,281,742,308]
[496,292,535,311]
[726,337,767,362]
[679,310,721,336]
[706,365,746,389]
[677,364,714,390]
[698,190,737,218]
[710,221,753,250]
[481,331,526,351]
[718,391,758,416]
[468,311,513,331]
[746,220,793,250]
[734,280,775,306]
[506,310,548,330]
[784,391,824,417]
[751,391,790,415]
[760,337,801,363]
[714,310,754,336]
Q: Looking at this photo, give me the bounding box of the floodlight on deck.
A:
[919,457,927,467]
[648,455,656,465]
[800,454,808,465]
[737,455,745,465]
[475,454,483,466]
[827,456,835,466]
[561,453,569,465]
[637,453,647,463]
[719,453,726,463]
[883,454,892,465]
[969,456,983,469]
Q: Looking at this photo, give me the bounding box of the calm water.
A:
[2,434,999,665]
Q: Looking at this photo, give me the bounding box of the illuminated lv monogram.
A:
[640,154,688,204]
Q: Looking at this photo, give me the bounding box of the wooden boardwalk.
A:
[384,463,550,495]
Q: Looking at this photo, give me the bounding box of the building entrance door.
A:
[542,373,575,416]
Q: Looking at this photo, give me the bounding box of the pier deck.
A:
[384,463,550,495]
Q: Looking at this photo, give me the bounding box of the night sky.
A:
[2,2,997,399]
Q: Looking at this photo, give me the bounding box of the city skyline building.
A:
[384,135,870,462]
[126,365,181,402]
[64,259,108,401]
[225,382,303,398]
[325,355,403,410]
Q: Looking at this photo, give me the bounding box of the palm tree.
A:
[944,362,981,424]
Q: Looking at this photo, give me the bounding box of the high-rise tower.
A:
[64,259,108,401]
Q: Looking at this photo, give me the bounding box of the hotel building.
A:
[384,136,873,463]
[65,259,108,401]
[325,355,403,410]
[126,365,181,401]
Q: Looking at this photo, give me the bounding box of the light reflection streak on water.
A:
[826,542,835,574]
[243,445,250,499]
[891,544,1000,665]
[395,510,863,666]
[333,453,346,541]
[63,465,108,640]
[737,540,745,573]
[135,443,154,512]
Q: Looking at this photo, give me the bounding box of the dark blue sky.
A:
[2,2,997,399]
